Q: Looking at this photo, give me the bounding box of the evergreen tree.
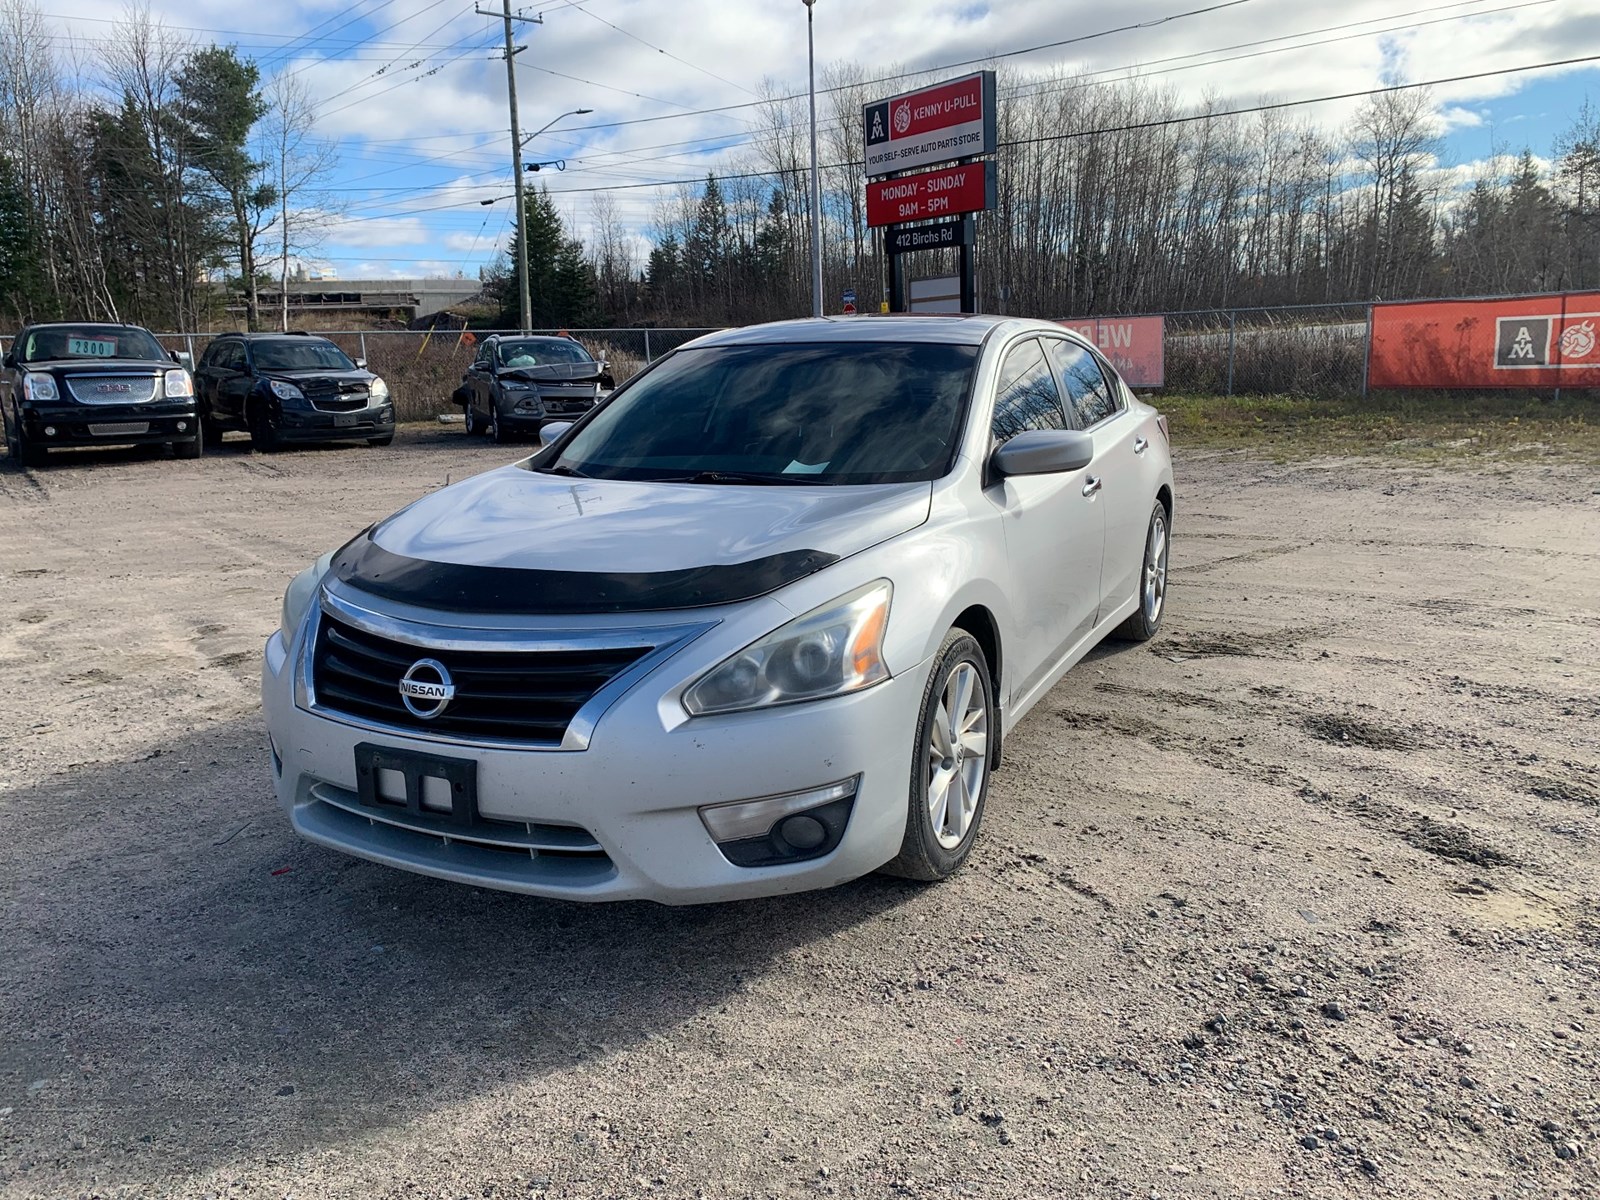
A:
[0,155,44,324]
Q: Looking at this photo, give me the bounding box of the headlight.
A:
[683,580,892,716]
[280,552,334,641]
[22,373,58,402]
[269,379,305,402]
[369,376,389,401]
[164,369,193,398]
[501,382,531,392]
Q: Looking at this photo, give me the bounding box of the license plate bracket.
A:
[354,742,478,826]
[333,412,359,427]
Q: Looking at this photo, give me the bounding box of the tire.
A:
[489,407,507,445]
[1114,500,1170,642]
[173,433,202,459]
[16,418,47,468]
[248,402,281,453]
[463,404,479,436]
[200,407,223,448]
[367,434,393,447]
[879,630,995,882]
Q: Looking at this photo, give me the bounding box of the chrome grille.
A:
[311,612,655,746]
[64,375,159,404]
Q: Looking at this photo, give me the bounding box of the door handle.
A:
[1133,437,1149,455]
[1082,476,1102,498]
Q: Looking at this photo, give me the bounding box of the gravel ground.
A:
[1,428,1598,1200]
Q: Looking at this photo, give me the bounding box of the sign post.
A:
[863,70,996,315]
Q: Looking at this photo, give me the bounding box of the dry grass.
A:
[1160,390,1600,464]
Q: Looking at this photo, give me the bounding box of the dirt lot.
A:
[2,427,1598,1200]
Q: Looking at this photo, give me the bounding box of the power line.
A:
[563,1,759,97]
[324,52,1600,221]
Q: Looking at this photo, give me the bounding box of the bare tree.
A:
[259,70,339,331]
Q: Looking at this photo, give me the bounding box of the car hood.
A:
[27,357,171,374]
[498,363,602,383]
[264,368,374,384]
[368,465,932,578]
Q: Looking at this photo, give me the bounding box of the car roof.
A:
[22,322,155,332]
[685,314,1067,349]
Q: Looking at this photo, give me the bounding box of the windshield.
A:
[252,340,356,371]
[542,341,978,485]
[496,338,593,367]
[20,325,167,363]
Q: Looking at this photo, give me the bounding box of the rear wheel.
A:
[880,630,995,882]
[1114,501,1169,642]
[200,407,223,448]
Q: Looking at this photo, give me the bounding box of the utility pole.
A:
[478,2,540,332]
[803,0,823,318]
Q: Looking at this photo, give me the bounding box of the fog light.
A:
[700,777,858,868]
[44,425,56,437]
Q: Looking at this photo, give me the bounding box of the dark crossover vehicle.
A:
[2,322,200,466]
[194,332,395,451]
[453,334,612,442]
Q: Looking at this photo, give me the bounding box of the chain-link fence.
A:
[1157,304,1371,398]
[142,328,720,423]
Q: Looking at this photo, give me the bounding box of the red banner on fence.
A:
[1368,293,1600,388]
[1057,316,1165,388]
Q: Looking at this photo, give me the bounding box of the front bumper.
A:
[20,400,198,447]
[495,394,598,430]
[275,404,395,442]
[262,606,931,905]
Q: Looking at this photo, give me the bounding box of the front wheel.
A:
[173,433,202,459]
[879,630,995,882]
[15,417,47,468]
[463,404,479,436]
[1114,501,1170,642]
[248,403,280,453]
[489,408,507,445]
[367,434,393,447]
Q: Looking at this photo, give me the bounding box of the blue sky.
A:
[51,0,1600,279]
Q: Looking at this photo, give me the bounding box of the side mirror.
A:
[2,351,14,369]
[990,429,1094,478]
[355,358,368,370]
[538,421,573,449]
[174,351,193,369]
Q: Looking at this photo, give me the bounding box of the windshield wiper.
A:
[539,463,589,478]
[675,470,818,486]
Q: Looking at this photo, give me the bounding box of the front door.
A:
[981,336,1107,707]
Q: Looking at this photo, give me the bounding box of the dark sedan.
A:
[2,322,200,466]
[453,334,612,442]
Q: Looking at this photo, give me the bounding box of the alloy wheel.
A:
[1144,513,1169,623]
[926,661,990,850]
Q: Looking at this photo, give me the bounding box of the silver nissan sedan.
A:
[263,315,1173,904]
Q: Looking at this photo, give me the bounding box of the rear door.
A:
[217,341,253,422]
[981,336,1106,705]
[1043,337,1146,620]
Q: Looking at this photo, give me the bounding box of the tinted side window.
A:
[990,338,1066,442]
[1045,339,1117,428]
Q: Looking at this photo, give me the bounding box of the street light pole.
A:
[804,0,823,318]
[487,0,537,333]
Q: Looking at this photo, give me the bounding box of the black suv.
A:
[194,332,395,451]
[452,334,612,442]
[2,322,200,466]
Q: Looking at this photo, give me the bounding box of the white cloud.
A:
[44,0,1600,274]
